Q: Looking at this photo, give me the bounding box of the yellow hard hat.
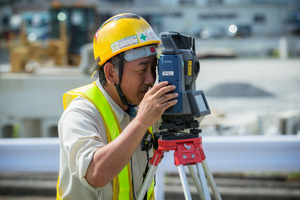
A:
[92,13,161,77]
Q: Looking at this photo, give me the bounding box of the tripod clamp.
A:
[151,135,205,167]
[138,134,222,200]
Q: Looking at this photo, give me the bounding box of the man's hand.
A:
[136,81,178,128]
[86,81,177,188]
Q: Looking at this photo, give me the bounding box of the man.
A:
[56,13,178,199]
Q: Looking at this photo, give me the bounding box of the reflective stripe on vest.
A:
[57,81,154,200]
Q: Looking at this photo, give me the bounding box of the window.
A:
[254,14,265,23]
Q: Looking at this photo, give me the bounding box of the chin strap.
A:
[114,84,137,107]
[114,52,137,108]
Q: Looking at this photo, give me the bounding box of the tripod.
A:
[138,134,222,200]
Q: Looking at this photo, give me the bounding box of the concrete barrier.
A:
[0,135,299,172]
[41,118,59,137]
[0,137,59,172]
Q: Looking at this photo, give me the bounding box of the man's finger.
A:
[154,84,176,98]
[160,92,178,104]
[162,99,178,111]
[147,81,169,95]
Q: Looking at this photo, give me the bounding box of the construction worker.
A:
[56,13,178,199]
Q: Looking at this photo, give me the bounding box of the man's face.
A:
[120,56,157,105]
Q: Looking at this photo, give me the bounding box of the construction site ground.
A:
[0,172,299,200]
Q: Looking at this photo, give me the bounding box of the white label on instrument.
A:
[162,71,174,76]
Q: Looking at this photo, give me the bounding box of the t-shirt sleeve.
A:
[58,97,106,190]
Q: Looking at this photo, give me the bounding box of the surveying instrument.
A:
[138,32,222,200]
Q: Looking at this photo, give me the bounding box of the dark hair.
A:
[98,55,120,86]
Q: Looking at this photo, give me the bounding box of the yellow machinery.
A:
[8,3,96,72]
[50,3,96,66]
[9,21,68,72]
[8,23,42,72]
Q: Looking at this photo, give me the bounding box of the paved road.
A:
[1,173,300,200]
[165,173,300,200]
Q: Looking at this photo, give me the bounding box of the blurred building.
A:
[0,0,299,60]
[1,0,300,39]
[95,0,300,38]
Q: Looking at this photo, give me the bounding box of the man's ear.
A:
[103,62,118,85]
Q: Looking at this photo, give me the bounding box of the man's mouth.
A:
[140,87,150,93]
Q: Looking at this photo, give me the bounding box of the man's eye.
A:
[139,68,147,73]
[151,65,157,72]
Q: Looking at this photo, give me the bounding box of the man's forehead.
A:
[124,56,157,72]
[137,55,157,64]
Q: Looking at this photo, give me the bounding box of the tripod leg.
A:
[137,164,158,200]
[188,165,205,200]
[202,160,222,200]
[196,163,211,200]
[177,164,192,200]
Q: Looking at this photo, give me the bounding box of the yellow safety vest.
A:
[56,81,154,200]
